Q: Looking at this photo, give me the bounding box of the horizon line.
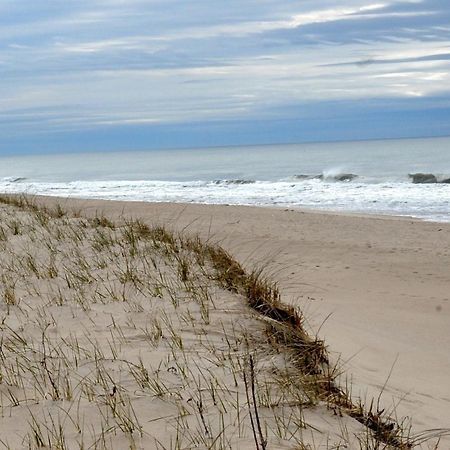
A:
[2,133,450,158]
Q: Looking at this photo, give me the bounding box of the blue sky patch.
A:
[1,0,450,154]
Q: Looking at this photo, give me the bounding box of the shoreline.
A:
[17,193,450,223]
[31,194,450,225]
[2,195,450,446]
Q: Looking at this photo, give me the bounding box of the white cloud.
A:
[1,0,449,136]
[48,1,433,56]
[145,3,393,41]
[56,37,166,54]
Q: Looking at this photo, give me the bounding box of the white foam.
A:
[1,178,449,222]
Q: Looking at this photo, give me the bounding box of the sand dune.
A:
[0,195,448,448]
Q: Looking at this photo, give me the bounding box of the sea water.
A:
[1,136,449,221]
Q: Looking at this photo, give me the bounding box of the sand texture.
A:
[0,196,448,448]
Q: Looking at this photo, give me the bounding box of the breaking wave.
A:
[1,177,27,183]
[212,179,256,185]
[408,173,450,184]
[0,176,449,222]
[292,173,358,182]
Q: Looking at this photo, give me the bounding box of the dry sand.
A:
[1,196,449,448]
[46,198,450,442]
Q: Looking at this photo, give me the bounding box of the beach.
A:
[0,195,448,448]
[4,0,450,446]
[39,198,450,442]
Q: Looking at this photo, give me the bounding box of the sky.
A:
[1,0,450,154]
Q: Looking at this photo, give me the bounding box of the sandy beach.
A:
[1,195,449,448]
[4,0,450,447]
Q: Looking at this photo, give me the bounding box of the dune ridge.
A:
[0,195,447,448]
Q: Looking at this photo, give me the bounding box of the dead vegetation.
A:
[0,194,446,449]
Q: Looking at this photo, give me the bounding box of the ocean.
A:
[1,136,449,222]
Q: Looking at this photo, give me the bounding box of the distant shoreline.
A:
[3,191,450,223]
[2,136,450,223]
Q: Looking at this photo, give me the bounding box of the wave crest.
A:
[1,177,27,183]
[409,173,450,184]
[212,179,256,185]
[292,173,358,182]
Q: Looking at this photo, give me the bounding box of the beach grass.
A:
[0,194,443,449]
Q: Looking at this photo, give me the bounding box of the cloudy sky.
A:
[1,0,450,154]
